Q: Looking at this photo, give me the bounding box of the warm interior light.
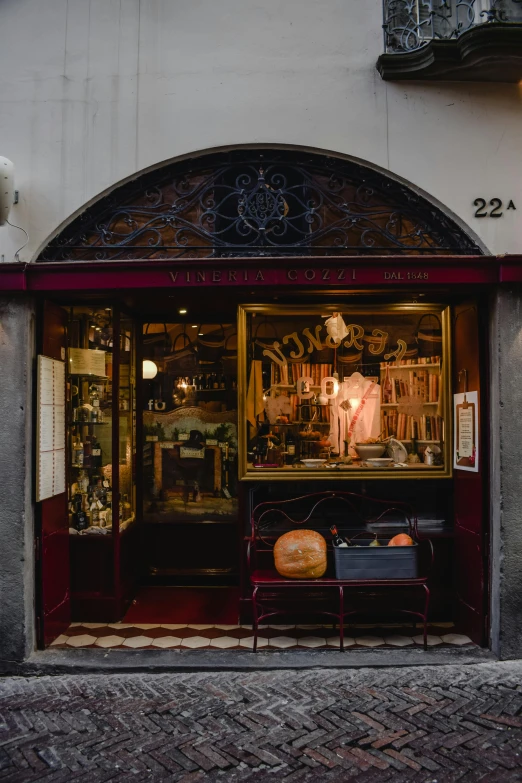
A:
[142,360,158,379]
[179,308,187,314]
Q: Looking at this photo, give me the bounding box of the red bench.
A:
[247,491,434,651]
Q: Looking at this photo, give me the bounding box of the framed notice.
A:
[36,356,66,501]
[68,347,106,376]
[454,391,479,472]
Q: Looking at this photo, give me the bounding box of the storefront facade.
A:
[1,1,522,664]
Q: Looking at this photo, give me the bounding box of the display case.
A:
[66,306,138,620]
[238,304,451,480]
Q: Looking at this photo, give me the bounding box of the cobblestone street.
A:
[1,661,522,782]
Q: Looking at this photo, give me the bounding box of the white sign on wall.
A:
[36,356,66,501]
[454,391,479,473]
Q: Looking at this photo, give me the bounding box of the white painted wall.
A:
[0,0,521,261]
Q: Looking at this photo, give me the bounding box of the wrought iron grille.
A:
[38,149,481,261]
[383,0,522,53]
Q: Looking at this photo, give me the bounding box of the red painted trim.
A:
[0,255,519,292]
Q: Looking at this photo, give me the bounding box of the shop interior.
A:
[38,289,488,649]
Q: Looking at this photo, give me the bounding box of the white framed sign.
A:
[36,356,66,500]
[454,391,479,472]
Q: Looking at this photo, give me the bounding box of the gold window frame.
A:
[238,303,452,481]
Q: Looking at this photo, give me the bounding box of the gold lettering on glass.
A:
[282,332,305,360]
[369,329,389,355]
[343,324,364,351]
[302,325,323,353]
[384,339,407,362]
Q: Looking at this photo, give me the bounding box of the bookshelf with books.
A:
[380,357,443,446]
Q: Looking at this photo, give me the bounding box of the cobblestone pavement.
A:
[1,662,522,782]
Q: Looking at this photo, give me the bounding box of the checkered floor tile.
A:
[50,623,474,650]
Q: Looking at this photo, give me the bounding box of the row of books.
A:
[270,363,334,386]
[381,410,443,442]
[382,371,440,404]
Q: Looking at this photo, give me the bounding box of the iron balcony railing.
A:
[383,0,522,53]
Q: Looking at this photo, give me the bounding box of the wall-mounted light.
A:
[142,360,158,379]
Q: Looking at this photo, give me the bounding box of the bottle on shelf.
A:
[90,499,100,526]
[219,373,226,389]
[83,435,92,468]
[330,525,349,548]
[91,437,102,469]
[73,434,84,467]
[285,431,296,465]
[89,384,102,422]
[212,373,219,390]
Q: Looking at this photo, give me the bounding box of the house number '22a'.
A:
[473,198,516,218]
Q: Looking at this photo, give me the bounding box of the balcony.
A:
[377,1,522,81]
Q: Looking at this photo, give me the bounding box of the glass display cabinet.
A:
[66,306,138,620]
[238,304,451,480]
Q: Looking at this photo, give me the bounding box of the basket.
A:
[333,540,418,579]
[415,314,442,359]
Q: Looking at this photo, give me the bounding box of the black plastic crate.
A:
[333,541,418,579]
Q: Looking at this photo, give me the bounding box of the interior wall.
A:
[0,0,521,263]
[0,297,35,664]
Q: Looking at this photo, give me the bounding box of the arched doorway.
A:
[36,148,488,653]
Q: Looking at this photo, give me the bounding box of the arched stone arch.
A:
[37,145,485,261]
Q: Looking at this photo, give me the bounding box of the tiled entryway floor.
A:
[50,622,473,650]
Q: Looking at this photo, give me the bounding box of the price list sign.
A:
[37,356,66,500]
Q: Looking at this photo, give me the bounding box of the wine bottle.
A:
[330,525,349,548]
[73,434,84,467]
[383,363,392,404]
[91,437,102,469]
[212,373,219,390]
[219,373,226,389]
[285,432,296,465]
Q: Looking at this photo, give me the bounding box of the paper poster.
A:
[68,347,106,376]
[36,356,66,501]
[454,391,479,472]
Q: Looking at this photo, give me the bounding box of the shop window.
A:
[238,304,451,480]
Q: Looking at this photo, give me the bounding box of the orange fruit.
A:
[388,533,414,547]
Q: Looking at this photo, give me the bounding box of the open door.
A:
[36,301,70,646]
[453,301,488,645]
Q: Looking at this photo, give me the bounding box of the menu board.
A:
[454,391,479,473]
[36,356,66,501]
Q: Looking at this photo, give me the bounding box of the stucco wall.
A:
[0,0,521,261]
[0,298,35,662]
[490,287,522,660]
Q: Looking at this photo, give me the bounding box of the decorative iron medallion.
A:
[38,149,481,260]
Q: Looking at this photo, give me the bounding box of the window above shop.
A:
[378,0,522,81]
[37,149,481,262]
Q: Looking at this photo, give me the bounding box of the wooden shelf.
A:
[387,363,440,370]
[381,402,438,407]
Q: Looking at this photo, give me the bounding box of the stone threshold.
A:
[0,645,496,676]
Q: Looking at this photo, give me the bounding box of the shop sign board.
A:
[0,256,509,292]
[454,391,479,472]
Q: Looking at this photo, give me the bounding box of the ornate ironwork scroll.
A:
[38,149,481,261]
[383,0,522,53]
